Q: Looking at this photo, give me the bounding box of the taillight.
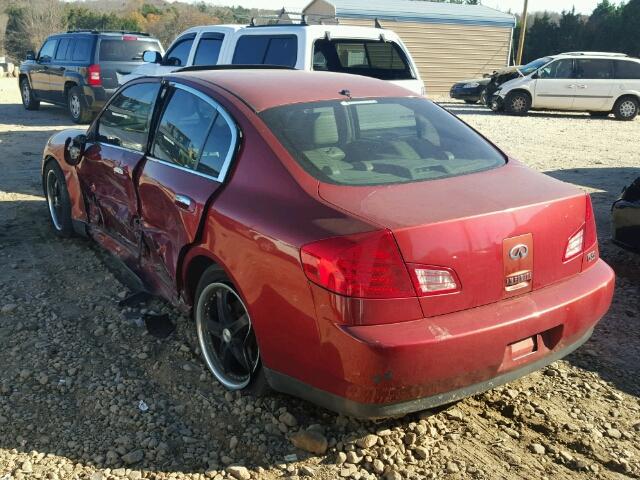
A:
[87,64,101,86]
[564,195,598,262]
[407,264,460,296]
[300,230,415,299]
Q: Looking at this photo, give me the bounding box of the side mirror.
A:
[532,71,539,79]
[26,51,36,61]
[64,134,87,166]
[143,50,162,64]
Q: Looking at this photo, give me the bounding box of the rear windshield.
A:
[260,97,505,186]
[99,38,161,61]
[313,39,414,80]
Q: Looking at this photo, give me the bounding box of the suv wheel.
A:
[20,78,40,110]
[613,97,638,121]
[505,91,531,115]
[67,86,93,124]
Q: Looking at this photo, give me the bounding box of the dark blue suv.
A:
[19,30,162,123]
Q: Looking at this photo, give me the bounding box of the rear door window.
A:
[55,38,70,61]
[232,35,298,67]
[575,59,613,79]
[193,34,224,66]
[313,39,414,80]
[99,38,161,62]
[614,60,640,79]
[163,35,195,67]
[97,82,161,152]
[152,88,217,170]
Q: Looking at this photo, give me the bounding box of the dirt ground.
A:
[0,76,639,480]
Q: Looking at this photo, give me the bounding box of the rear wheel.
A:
[505,91,531,115]
[67,86,93,124]
[195,267,267,395]
[20,78,40,110]
[44,161,74,237]
[613,97,638,121]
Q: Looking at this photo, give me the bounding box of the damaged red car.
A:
[42,68,615,418]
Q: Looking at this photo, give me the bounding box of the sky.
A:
[202,0,625,15]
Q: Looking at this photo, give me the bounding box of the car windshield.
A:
[99,39,161,61]
[518,56,553,76]
[260,97,505,186]
[313,39,414,80]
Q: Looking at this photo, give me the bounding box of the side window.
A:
[65,40,76,61]
[539,59,573,79]
[97,82,160,151]
[232,35,297,67]
[152,88,217,169]
[193,35,224,66]
[164,36,194,67]
[55,38,70,61]
[38,39,58,62]
[198,113,234,177]
[614,60,640,80]
[72,39,92,62]
[575,59,613,79]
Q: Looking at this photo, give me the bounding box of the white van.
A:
[120,23,425,95]
[491,52,640,120]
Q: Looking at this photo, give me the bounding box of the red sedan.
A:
[42,69,615,418]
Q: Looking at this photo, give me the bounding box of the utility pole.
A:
[516,0,529,65]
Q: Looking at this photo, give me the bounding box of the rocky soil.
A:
[0,78,639,480]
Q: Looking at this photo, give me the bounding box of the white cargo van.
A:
[121,23,425,95]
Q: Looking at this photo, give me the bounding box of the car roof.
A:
[178,23,400,40]
[169,69,416,112]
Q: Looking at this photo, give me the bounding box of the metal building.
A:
[303,0,516,95]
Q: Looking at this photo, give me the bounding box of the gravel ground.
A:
[1,78,639,480]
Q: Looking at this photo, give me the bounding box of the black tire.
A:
[194,266,268,396]
[479,90,488,106]
[589,111,610,117]
[504,91,531,115]
[67,86,93,124]
[43,161,74,237]
[464,99,478,105]
[20,78,40,110]
[613,96,638,121]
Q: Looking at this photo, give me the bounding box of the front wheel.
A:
[195,267,267,395]
[20,78,40,110]
[504,91,531,115]
[67,86,93,124]
[613,97,638,121]
[44,161,74,237]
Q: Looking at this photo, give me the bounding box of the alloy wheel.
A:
[21,82,30,105]
[46,170,63,231]
[619,100,637,118]
[196,282,259,390]
[511,96,526,112]
[69,94,81,119]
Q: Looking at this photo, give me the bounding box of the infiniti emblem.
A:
[509,244,529,260]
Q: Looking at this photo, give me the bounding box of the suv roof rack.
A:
[249,8,338,26]
[175,64,296,73]
[561,51,628,57]
[65,29,151,36]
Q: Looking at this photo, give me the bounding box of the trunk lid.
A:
[318,160,590,317]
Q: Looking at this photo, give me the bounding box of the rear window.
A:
[261,97,505,186]
[232,35,297,67]
[313,39,414,80]
[99,38,161,62]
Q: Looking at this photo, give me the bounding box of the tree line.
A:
[514,0,640,63]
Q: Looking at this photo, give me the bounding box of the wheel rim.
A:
[46,170,63,231]
[21,82,30,105]
[620,100,636,118]
[512,96,526,112]
[196,282,259,390]
[69,95,81,118]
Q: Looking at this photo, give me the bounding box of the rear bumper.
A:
[267,259,615,418]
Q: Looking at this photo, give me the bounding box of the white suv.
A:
[120,24,424,95]
[491,52,640,120]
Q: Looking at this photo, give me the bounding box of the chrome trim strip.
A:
[147,156,220,182]
[537,94,613,98]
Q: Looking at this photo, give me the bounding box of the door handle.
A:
[174,194,193,210]
[567,84,577,89]
[577,84,587,89]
